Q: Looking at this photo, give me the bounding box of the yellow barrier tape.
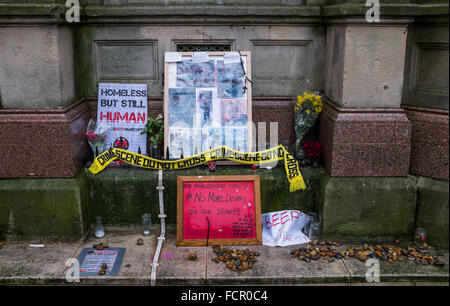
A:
[89,145,306,192]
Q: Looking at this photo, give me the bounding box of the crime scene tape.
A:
[88,145,306,192]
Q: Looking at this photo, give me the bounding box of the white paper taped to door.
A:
[261,210,310,247]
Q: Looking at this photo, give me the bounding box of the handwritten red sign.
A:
[182,181,256,240]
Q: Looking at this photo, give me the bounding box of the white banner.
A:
[262,210,310,247]
[97,83,148,154]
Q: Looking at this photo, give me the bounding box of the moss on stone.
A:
[416,176,449,248]
[319,173,418,242]
[85,165,323,226]
[0,171,88,241]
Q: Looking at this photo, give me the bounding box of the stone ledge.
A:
[0,171,90,241]
[318,173,418,242]
[0,227,448,286]
[0,3,64,16]
[0,2,447,21]
[323,3,448,17]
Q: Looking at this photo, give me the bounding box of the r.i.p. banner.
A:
[97,83,148,154]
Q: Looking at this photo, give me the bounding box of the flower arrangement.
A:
[141,114,164,146]
[85,120,110,157]
[294,92,323,160]
[302,140,322,160]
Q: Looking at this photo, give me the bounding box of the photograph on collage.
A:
[176,60,216,88]
[217,60,246,98]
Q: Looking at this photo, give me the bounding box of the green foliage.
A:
[141,114,164,145]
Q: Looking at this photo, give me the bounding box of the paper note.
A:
[262,210,310,247]
[192,52,209,63]
[165,52,182,62]
[223,53,241,64]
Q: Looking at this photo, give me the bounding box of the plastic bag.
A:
[85,119,110,156]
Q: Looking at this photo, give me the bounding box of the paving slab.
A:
[342,245,449,283]
[65,226,156,285]
[157,230,208,286]
[0,241,79,285]
[1,227,448,286]
[206,243,351,285]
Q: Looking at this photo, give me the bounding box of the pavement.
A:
[0,226,448,286]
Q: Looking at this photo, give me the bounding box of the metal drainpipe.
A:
[150,170,166,286]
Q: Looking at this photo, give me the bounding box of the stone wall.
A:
[0,1,448,244]
[76,25,325,98]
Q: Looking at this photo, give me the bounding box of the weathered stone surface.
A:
[0,171,89,241]
[325,21,410,108]
[76,24,325,98]
[343,247,449,283]
[66,226,155,285]
[0,241,79,285]
[0,26,76,109]
[0,228,448,285]
[402,17,449,110]
[415,176,449,248]
[157,229,207,285]
[318,173,418,242]
[405,107,449,181]
[206,242,350,285]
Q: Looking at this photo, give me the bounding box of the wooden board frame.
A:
[177,175,261,246]
[164,51,252,160]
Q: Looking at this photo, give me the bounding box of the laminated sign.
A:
[97,83,148,154]
[262,210,310,247]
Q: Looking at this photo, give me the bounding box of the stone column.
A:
[0,26,77,109]
[318,18,417,242]
[320,18,413,177]
[0,24,89,178]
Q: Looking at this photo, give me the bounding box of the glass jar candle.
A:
[94,216,105,238]
[142,213,152,236]
[415,228,427,245]
[308,221,321,240]
[304,212,318,237]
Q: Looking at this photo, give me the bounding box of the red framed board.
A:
[177,175,261,246]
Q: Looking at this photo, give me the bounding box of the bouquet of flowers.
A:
[302,140,322,160]
[294,92,323,159]
[86,119,110,157]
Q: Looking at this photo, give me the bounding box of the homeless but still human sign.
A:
[262,210,310,247]
[97,83,148,154]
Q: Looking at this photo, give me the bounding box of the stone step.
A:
[0,227,448,286]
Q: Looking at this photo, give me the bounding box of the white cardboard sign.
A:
[97,83,148,154]
[261,210,310,247]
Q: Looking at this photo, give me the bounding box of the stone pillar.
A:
[0,24,89,178]
[318,18,416,243]
[320,18,413,177]
[0,26,77,109]
[402,16,449,181]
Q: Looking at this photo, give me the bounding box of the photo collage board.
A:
[164,52,252,159]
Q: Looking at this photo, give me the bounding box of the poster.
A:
[182,181,256,240]
[261,210,310,247]
[176,175,262,246]
[165,52,251,159]
[97,83,148,154]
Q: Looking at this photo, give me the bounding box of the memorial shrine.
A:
[0,0,448,285]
